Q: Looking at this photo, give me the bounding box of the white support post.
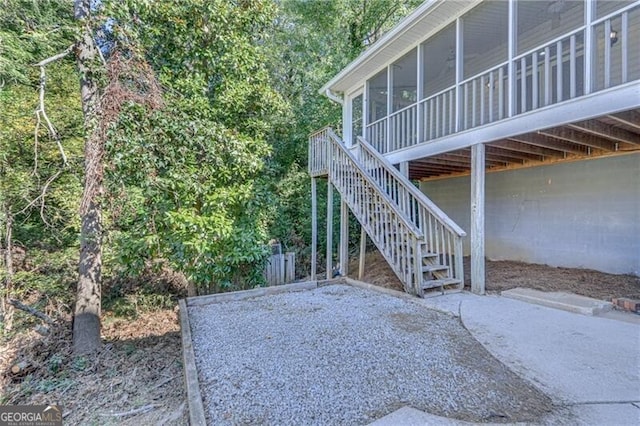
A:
[344,93,351,145]
[417,44,424,142]
[507,0,515,117]
[311,177,317,281]
[471,143,485,295]
[399,161,409,177]
[326,181,333,279]
[339,200,349,276]
[387,65,393,153]
[584,0,593,95]
[358,226,366,280]
[363,81,369,140]
[455,17,463,132]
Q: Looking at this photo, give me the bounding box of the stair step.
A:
[421,265,448,273]
[421,278,461,290]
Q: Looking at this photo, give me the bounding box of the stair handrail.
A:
[309,127,464,294]
[356,136,466,238]
[324,128,424,293]
[326,129,423,238]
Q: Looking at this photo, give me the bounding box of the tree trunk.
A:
[73,0,103,355]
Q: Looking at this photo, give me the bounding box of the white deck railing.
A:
[421,86,457,141]
[389,103,418,152]
[355,135,465,287]
[309,127,330,177]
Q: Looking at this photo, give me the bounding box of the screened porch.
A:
[345,0,640,155]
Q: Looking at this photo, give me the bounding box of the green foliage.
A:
[0,0,426,323]
[266,0,423,269]
[0,2,82,335]
[103,1,289,293]
[107,99,273,292]
[0,0,75,85]
[11,247,77,299]
[107,0,289,140]
[104,293,175,319]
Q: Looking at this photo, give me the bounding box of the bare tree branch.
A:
[8,298,56,325]
[22,46,75,224]
[35,63,68,167]
[34,45,74,67]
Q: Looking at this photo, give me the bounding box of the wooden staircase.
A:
[309,128,466,296]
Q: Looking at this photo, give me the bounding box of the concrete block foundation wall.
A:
[420,152,640,276]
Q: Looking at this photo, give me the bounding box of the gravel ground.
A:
[188,284,553,425]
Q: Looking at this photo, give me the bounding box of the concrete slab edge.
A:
[186,280,318,307]
[178,299,207,426]
[422,287,465,299]
[343,277,414,300]
[317,277,346,287]
[501,290,612,316]
[343,277,458,317]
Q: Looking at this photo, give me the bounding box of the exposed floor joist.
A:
[486,145,543,162]
[539,127,618,152]
[607,111,640,132]
[493,140,565,159]
[511,133,587,155]
[409,107,640,181]
[568,120,640,146]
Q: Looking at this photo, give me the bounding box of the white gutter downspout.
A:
[325,88,343,105]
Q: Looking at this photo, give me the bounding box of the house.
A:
[308,0,640,296]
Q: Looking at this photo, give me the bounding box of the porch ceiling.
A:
[409,108,640,180]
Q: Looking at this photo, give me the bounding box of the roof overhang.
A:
[320,0,479,96]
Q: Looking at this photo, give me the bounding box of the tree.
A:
[72,0,163,353]
[103,0,288,294]
[72,0,103,354]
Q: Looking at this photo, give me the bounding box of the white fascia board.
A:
[385,82,640,163]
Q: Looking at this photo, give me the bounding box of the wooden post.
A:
[285,252,295,283]
[311,177,317,280]
[326,181,333,279]
[279,253,285,284]
[358,226,366,280]
[471,143,485,295]
[399,161,409,177]
[339,200,349,276]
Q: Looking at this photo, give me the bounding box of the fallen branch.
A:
[99,404,160,418]
[150,375,178,391]
[7,298,56,325]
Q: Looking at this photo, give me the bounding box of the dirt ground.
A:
[0,309,187,425]
[2,251,637,426]
[349,250,640,300]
